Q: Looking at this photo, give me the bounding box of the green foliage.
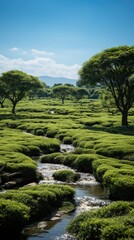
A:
[34,128,44,136]
[63,154,78,167]
[78,45,134,126]
[0,97,134,201]
[59,201,75,213]
[0,184,75,236]
[103,169,134,200]
[92,157,134,200]
[0,199,30,237]
[53,169,80,182]
[73,154,97,173]
[0,70,43,114]
[40,152,64,164]
[63,136,73,144]
[53,84,74,104]
[67,201,134,240]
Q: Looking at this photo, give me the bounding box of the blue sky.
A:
[0,0,134,79]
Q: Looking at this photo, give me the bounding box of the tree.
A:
[0,80,6,108]
[0,70,43,114]
[78,46,134,126]
[52,84,74,104]
[28,76,45,100]
[73,87,89,102]
[96,88,118,114]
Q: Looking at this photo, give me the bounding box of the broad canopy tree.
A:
[73,87,89,102]
[0,70,43,114]
[52,84,74,104]
[78,46,134,126]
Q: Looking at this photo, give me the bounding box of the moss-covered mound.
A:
[53,169,80,183]
[0,184,75,237]
[67,201,134,240]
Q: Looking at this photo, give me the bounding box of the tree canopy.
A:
[0,70,43,114]
[77,46,134,126]
[73,87,89,102]
[52,84,74,104]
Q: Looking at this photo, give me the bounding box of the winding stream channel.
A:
[22,144,111,240]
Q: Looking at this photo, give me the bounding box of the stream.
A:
[22,144,111,240]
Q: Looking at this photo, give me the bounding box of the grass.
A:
[0,97,134,237]
[67,201,134,240]
[0,184,75,237]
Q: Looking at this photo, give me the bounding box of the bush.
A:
[0,184,75,236]
[103,170,134,200]
[63,136,73,144]
[74,154,97,173]
[35,129,44,136]
[63,154,78,167]
[0,199,30,237]
[53,169,80,183]
[67,201,134,240]
[92,158,134,200]
[0,152,38,186]
[40,152,64,164]
[101,223,126,240]
[46,129,58,137]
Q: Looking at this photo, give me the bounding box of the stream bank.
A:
[23,145,111,240]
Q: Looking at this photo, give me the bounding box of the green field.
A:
[0,98,134,238]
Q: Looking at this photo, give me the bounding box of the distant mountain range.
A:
[39,76,77,87]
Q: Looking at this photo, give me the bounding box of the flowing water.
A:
[22,144,111,240]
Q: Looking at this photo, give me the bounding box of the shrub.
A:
[0,184,75,236]
[0,199,30,237]
[53,169,80,183]
[97,201,133,218]
[63,136,73,144]
[63,154,78,167]
[0,152,38,185]
[46,129,58,138]
[67,201,134,240]
[40,152,64,164]
[101,223,126,240]
[35,129,44,136]
[103,170,134,200]
[74,154,97,173]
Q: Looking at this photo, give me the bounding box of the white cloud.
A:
[31,49,55,57]
[0,54,80,79]
[9,47,20,52]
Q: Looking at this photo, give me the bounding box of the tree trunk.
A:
[62,98,64,104]
[0,102,4,108]
[121,109,128,126]
[12,102,17,114]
